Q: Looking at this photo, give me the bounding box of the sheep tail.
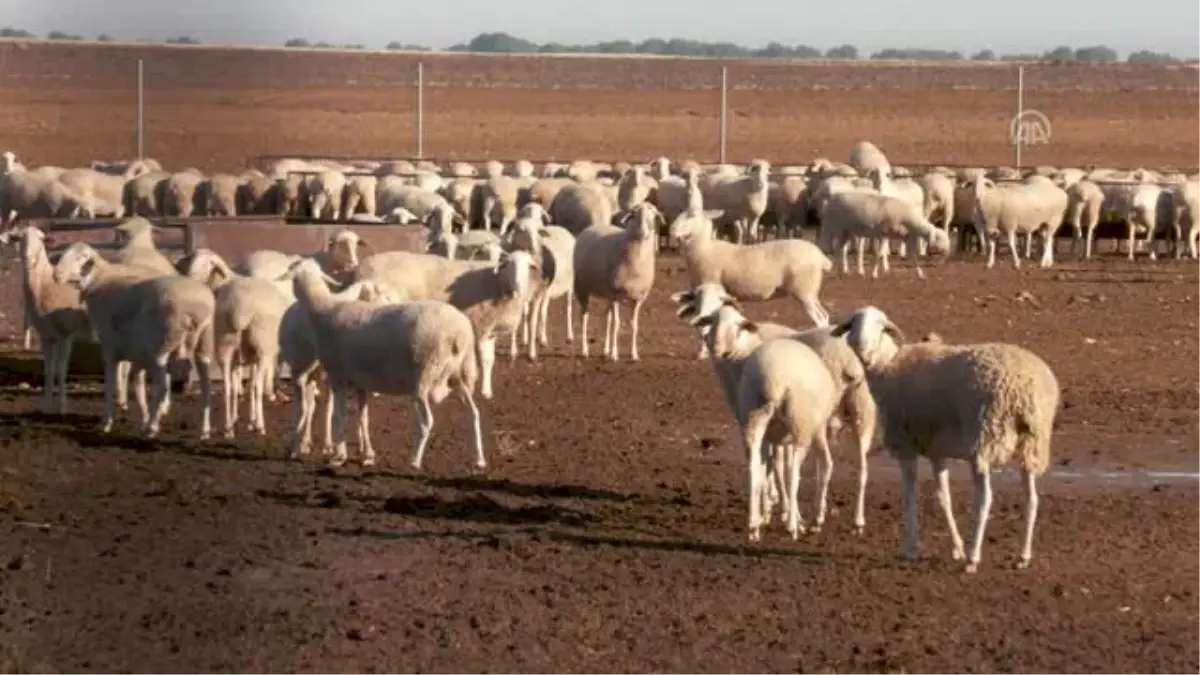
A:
[1014,409,1051,476]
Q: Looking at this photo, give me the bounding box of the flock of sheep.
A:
[0,139,1193,576]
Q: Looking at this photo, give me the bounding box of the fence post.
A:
[719,65,728,164]
[416,61,425,160]
[1014,65,1024,171]
[136,58,145,160]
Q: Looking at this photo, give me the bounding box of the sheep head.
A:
[830,306,905,368]
[516,202,551,225]
[671,283,741,324]
[52,242,104,288]
[0,151,22,175]
[113,217,160,246]
[423,203,461,235]
[622,203,662,244]
[176,248,233,288]
[649,157,671,181]
[493,250,540,301]
[326,228,369,271]
[667,208,722,242]
[689,304,759,361]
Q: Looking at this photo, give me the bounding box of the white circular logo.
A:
[1010,110,1052,146]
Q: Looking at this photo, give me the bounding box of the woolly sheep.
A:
[161,169,207,217]
[1176,180,1199,260]
[847,141,892,176]
[1065,179,1105,258]
[200,174,240,216]
[503,205,577,360]
[236,171,284,216]
[967,176,1068,269]
[673,283,878,533]
[439,178,481,226]
[111,217,179,277]
[352,249,542,399]
[697,161,771,243]
[617,165,658,213]
[53,242,216,439]
[918,171,956,238]
[122,170,170,217]
[0,225,91,415]
[831,306,1060,573]
[176,248,293,439]
[508,160,535,179]
[376,178,449,221]
[283,258,485,470]
[426,229,504,263]
[278,279,402,459]
[233,228,370,299]
[0,163,87,225]
[477,175,521,232]
[572,202,658,361]
[341,174,378,220]
[549,181,615,236]
[669,207,833,356]
[818,190,951,279]
[57,166,132,218]
[691,303,839,541]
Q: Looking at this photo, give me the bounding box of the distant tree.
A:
[0,26,35,38]
[386,41,428,51]
[871,48,963,60]
[46,30,83,41]
[1001,52,1041,61]
[165,35,200,45]
[96,33,114,41]
[284,37,310,48]
[825,44,859,59]
[1126,49,1181,64]
[459,32,538,53]
[971,49,996,61]
[1073,45,1118,62]
[1042,45,1076,62]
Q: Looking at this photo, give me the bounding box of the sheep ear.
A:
[690,314,715,329]
[739,320,758,334]
[669,290,694,304]
[721,296,742,310]
[675,304,697,320]
[539,210,551,225]
[830,319,853,337]
[703,209,724,220]
[883,320,906,344]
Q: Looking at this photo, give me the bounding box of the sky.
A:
[2,0,1197,58]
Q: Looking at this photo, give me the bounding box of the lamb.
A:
[175,248,293,439]
[282,258,485,470]
[1064,179,1106,258]
[351,249,542,399]
[818,190,951,279]
[689,302,839,541]
[673,283,878,533]
[831,306,1060,573]
[571,202,658,361]
[53,242,216,439]
[968,176,1069,269]
[668,207,833,356]
[0,225,91,415]
[697,161,771,243]
[549,181,615,235]
[503,204,577,360]
[278,279,402,459]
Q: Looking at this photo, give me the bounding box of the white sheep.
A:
[175,248,294,439]
[847,141,892,176]
[831,306,1060,573]
[503,203,576,360]
[161,169,207,217]
[352,249,542,399]
[572,202,658,361]
[1065,179,1106,258]
[690,302,839,541]
[673,283,879,533]
[111,217,178,276]
[669,207,833,356]
[426,229,504,263]
[341,174,378,220]
[376,178,450,221]
[233,227,369,299]
[0,225,91,415]
[549,181,615,235]
[1176,179,1199,260]
[968,176,1069,269]
[278,278,402,459]
[200,174,240,216]
[818,190,951,279]
[283,258,485,470]
[697,161,771,243]
[53,242,216,439]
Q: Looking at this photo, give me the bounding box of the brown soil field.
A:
[0,40,1197,172]
[0,40,1198,673]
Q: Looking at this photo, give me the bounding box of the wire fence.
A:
[1,40,1197,175]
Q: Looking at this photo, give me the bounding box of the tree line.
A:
[1,27,1192,64]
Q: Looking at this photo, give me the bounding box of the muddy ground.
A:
[0,252,1196,673]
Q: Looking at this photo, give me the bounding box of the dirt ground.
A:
[0,40,1197,673]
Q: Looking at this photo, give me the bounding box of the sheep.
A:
[57,166,130,218]
[669,207,833,356]
[673,283,878,533]
[439,178,481,226]
[617,165,658,213]
[236,171,284,215]
[447,161,478,178]
[689,302,839,541]
[233,227,370,298]
[352,249,542,399]
[426,229,504,263]
[0,225,91,414]
[831,306,1060,573]
[698,161,771,243]
[503,204,577,360]
[868,168,927,256]
[1065,179,1106,258]
[122,170,170,217]
[549,181,614,236]
[651,167,702,234]
[968,176,1069,269]
[282,258,485,470]
[341,174,378,220]
[0,163,87,225]
[306,169,347,220]
[161,169,207,217]
[508,160,535,179]
[767,175,809,239]
[199,173,239,216]
[53,242,216,439]
[818,190,951,279]
[847,141,892,176]
[918,171,956,241]
[648,157,672,181]
[572,202,658,361]
[476,175,521,232]
[110,217,179,276]
[1118,182,1169,260]
[278,279,401,459]
[1176,180,1200,260]
[376,178,449,221]
[175,248,293,439]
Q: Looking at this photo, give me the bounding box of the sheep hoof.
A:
[327,455,348,468]
[963,562,979,574]
[852,525,865,536]
[951,547,966,561]
[408,459,423,471]
[223,428,235,440]
[361,456,376,468]
[1014,557,1031,570]
[900,546,920,561]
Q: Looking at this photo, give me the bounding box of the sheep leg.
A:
[508,305,522,362]
[409,396,435,470]
[1007,230,1022,270]
[133,367,150,427]
[322,384,335,456]
[1085,220,1098,259]
[578,297,590,357]
[607,302,622,361]
[742,408,772,542]
[964,462,994,574]
[194,350,213,441]
[458,384,487,471]
[931,457,966,560]
[1038,227,1054,268]
[56,337,74,415]
[1016,468,1039,570]
[250,361,266,434]
[907,235,925,279]
[116,360,131,411]
[785,443,805,539]
[100,357,120,433]
[838,238,851,275]
[1126,220,1138,261]
[355,389,374,467]
[478,335,497,399]
[898,455,920,560]
[870,239,886,278]
[809,426,833,532]
[1022,231,1033,259]
[855,237,867,276]
[1141,218,1158,261]
[629,300,644,362]
[563,289,575,344]
[143,358,171,438]
[288,372,311,458]
[39,340,56,414]
[327,386,350,468]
